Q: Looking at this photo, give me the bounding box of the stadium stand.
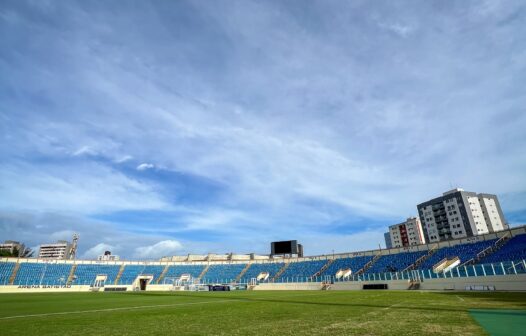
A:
[0,262,15,285]
[478,235,526,264]
[418,239,497,270]
[39,264,72,285]
[202,264,247,282]
[279,260,327,280]
[242,262,285,281]
[321,256,374,276]
[162,264,205,281]
[12,263,72,285]
[117,265,165,285]
[73,264,120,285]
[1,231,526,289]
[14,263,46,285]
[366,251,427,274]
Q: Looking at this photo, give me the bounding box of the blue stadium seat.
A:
[11,263,72,286]
[418,239,497,270]
[14,263,46,285]
[201,264,247,283]
[73,264,120,285]
[117,265,165,285]
[0,261,16,285]
[39,264,72,285]
[278,260,327,281]
[478,235,526,264]
[242,262,285,282]
[321,256,374,276]
[162,264,205,282]
[366,251,427,274]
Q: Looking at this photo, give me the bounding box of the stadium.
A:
[1,225,526,335]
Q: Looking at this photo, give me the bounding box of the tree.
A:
[0,250,11,257]
[0,246,34,258]
[15,246,34,258]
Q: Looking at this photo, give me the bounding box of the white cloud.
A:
[0,211,190,260]
[73,146,98,157]
[301,229,389,255]
[378,22,414,37]
[136,163,154,171]
[82,243,116,259]
[133,240,183,259]
[0,162,168,214]
[0,1,525,255]
[50,230,76,242]
[115,155,133,163]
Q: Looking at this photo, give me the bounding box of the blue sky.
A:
[1,0,525,259]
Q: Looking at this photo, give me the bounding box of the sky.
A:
[1,0,525,260]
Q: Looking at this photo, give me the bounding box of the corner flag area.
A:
[470,309,526,336]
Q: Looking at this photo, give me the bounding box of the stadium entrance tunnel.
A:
[363,284,388,290]
[134,275,154,291]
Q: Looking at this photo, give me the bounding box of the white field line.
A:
[0,299,239,320]
[381,302,404,310]
[456,295,465,302]
[0,292,331,321]
[0,291,354,321]
[259,292,331,300]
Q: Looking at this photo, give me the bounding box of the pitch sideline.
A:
[0,291,333,320]
[0,299,240,320]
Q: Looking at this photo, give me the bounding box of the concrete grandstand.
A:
[1,225,525,293]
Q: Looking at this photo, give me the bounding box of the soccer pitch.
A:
[1,291,525,335]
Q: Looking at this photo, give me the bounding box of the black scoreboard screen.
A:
[271,240,298,255]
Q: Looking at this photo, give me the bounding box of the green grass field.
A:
[1,290,525,335]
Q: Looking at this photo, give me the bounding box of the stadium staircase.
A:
[355,253,381,276]
[403,245,439,272]
[8,262,20,285]
[156,265,170,284]
[407,280,420,290]
[235,263,252,282]
[460,233,511,267]
[197,264,210,280]
[321,281,331,290]
[66,264,77,285]
[114,264,126,285]
[272,262,290,281]
[433,257,460,273]
[313,258,334,277]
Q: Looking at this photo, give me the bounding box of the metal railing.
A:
[3,259,525,287]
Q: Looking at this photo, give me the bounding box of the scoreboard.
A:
[271,240,303,256]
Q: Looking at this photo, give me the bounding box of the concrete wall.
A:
[0,284,173,293]
[330,274,526,291]
[254,283,322,291]
[0,285,92,293]
[2,274,525,293]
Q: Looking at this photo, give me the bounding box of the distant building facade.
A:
[387,217,426,248]
[0,241,24,255]
[38,241,72,260]
[384,232,393,249]
[417,188,507,243]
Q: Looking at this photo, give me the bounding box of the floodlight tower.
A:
[69,233,79,259]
